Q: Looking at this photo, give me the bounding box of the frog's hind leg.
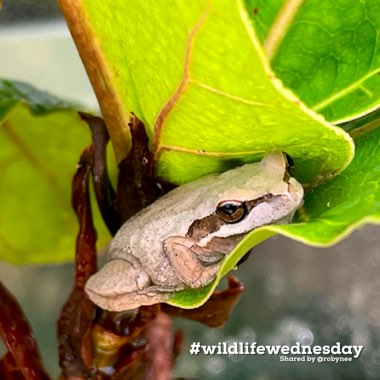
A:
[85,259,152,311]
[163,237,225,288]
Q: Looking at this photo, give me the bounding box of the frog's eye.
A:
[216,200,247,223]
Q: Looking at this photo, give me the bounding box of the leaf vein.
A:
[312,69,380,111]
[264,0,304,61]
[152,4,211,157]
[190,80,273,107]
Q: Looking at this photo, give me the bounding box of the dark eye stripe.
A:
[186,213,224,240]
[186,194,277,241]
[245,194,274,211]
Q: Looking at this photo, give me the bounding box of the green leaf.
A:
[169,124,380,308]
[57,0,380,310]
[0,80,77,116]
[247,0,380,123]
[0,79,110,264]
[60,0,354,186]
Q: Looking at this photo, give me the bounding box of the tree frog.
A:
[85,152,303,311]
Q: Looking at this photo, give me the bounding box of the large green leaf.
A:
[59,0,354,186]
[169,123,380,308]
[0,80,110,264]
[247,0,380,123]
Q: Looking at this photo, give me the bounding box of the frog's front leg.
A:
[163,237,225,288]
[85,258,153,311]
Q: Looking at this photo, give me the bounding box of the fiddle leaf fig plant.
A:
[0,0,379,311]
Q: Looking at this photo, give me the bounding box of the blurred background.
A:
[0,0,96,107]
[1,1,380,379]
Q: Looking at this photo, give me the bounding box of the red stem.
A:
[0,281,50,380]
